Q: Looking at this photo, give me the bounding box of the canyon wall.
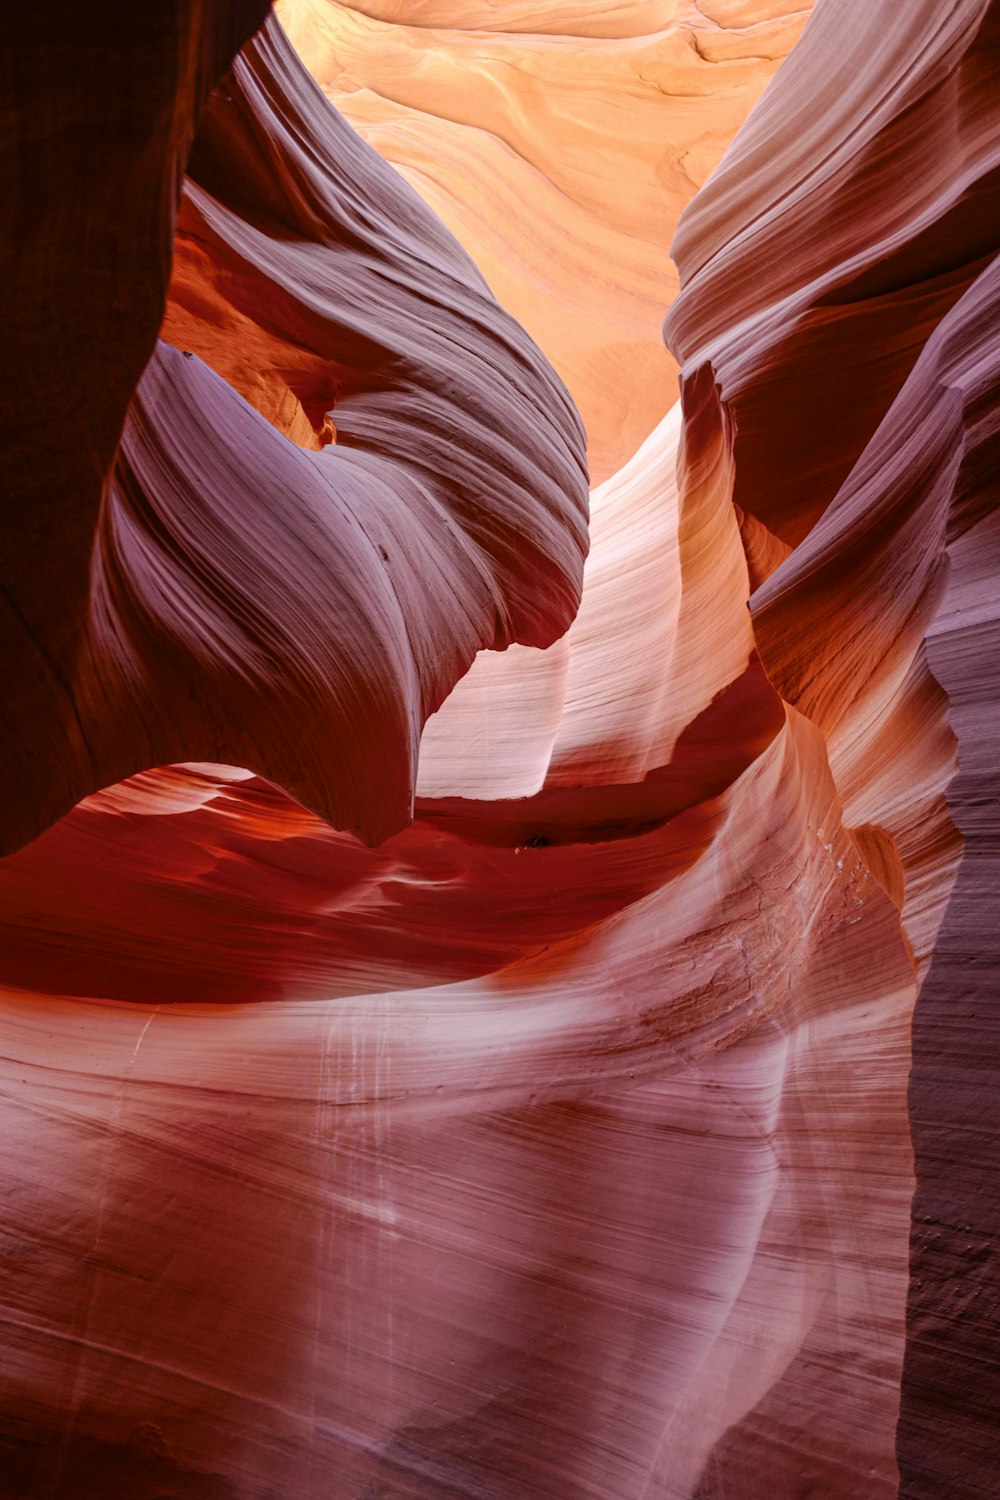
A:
[1,2,998,1496]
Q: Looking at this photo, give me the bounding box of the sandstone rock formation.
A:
[0,11,588,858]
[666,6,1000,1487]
[2,1,999,1498]
[274,0,810,482]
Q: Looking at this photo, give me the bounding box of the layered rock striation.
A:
[2,2,999,1498]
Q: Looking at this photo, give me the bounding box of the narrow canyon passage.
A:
[1,3,999,1498]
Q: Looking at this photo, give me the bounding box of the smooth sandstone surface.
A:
[0,0,269,851]
[0,12,589,857]
[2,0,1000,1497]
[667,1,1000,1489]
[274,0,809,483]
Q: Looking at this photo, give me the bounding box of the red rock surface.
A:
[1,0,269,851]
[2,2,1000,1498]
[0,14,588,857]
[666,2,1000,1491]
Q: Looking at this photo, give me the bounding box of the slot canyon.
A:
[2,2,999,1496]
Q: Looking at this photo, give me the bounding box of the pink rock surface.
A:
[0,1,267,842]
[0,713,915,1498]
[0,13,588,857]
[2,1,1000,1497]
[666,1,1000,1490]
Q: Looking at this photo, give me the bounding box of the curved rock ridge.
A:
[0,0,270,849]
[0,393,912,1498]
[1,11,589,857]
[0,718,915,1499]
[751,249,1000,1500]
[0,370,779,1010]
[417,365,754,801]
[275,0,811,483]
[667,0,1000,546]
[900,281,1000,1493]
[663,0,1000,1490]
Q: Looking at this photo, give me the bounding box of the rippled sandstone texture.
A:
[2,1,1000,1498]
[274,0,810,483]
[0,10,589,859]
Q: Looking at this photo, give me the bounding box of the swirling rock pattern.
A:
[2,1,1000,1498]
[0,13,588,857]
[668,1,1000,1491]
[0,0,267,850]
[274,0,810,483]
